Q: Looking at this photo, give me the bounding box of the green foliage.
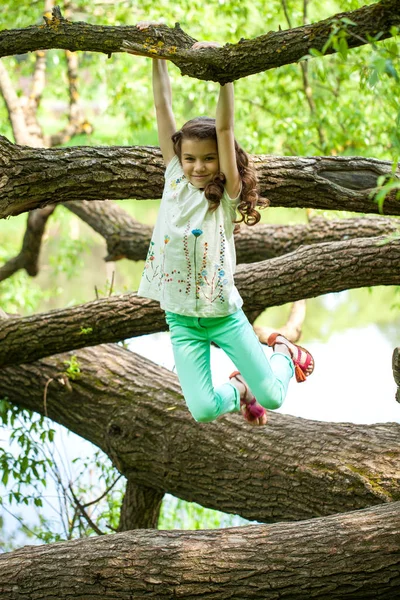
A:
[374,176,400,213]
[0,399,125,547]
[0,400,54,507]
[79,327,93,335]
[63,355,81,380]
[159,495,249,530]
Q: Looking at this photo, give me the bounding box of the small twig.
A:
[68,483,105,536]
[78,474,123,510]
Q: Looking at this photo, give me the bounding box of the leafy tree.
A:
[0,0,400,597]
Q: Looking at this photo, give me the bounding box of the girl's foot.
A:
[229,371,267,426]
[267,333,314,382]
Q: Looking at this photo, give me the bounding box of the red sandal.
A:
[266,333,314,383]
[229,371,267,425]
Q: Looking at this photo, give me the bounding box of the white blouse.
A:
[137,154,243,317]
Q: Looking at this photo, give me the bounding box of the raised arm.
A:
[152,59,176,166]
[191,41,241,199]
[215,81,241,199]
[134,22,176,165]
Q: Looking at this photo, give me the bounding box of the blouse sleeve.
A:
[164,154,182,180]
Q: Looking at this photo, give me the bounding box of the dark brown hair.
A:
[171,117,269,226]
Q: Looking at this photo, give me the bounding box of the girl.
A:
[132,24,314,426]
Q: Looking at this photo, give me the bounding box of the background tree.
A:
[0,0,400,597]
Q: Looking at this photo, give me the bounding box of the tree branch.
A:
[0,206,55,282]
[0,344,399,522]
[0,2,399,83]
[1,502,399,599]
[0,235,399,367]
[1,139,399,218]
[66,199,400,264]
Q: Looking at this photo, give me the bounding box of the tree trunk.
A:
[0,1,399,84]
[0,344,399,523]
[117,480,164,531]
[1,501,400,599]
[1,138,399,217]
[1,236,399,367]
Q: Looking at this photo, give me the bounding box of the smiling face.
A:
[181,138,219,189]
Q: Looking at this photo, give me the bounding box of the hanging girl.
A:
[130,25,314,426]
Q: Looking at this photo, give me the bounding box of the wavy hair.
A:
[171,117,269,226]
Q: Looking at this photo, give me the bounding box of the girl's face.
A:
[181,138,219,189]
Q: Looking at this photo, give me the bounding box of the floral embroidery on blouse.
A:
[192,225,228,304]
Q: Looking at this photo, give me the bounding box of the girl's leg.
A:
[166,313,240,422]
[211,310,294,410]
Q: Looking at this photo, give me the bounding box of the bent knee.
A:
[190,406,218,423]
[186,398,219,423]
[257,381,285,410]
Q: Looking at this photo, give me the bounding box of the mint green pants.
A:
[165,309,294,422]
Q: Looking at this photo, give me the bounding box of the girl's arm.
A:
[215,82,241,199]
[152,59,176,165]
[191,41,241,199]
[135,22,176,165]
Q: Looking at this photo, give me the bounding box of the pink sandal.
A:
[267,333,314,383]
[229,371,267,424]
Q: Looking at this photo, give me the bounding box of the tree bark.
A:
[1,138,399,218]
[117,480,164,531]
[1,500,399,599]
[66,199,400,263]
[0,344,399,523]
[0,1,399,84]
[0,236,399,367]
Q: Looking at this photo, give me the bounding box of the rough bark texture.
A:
[394,347,400,404]
[0,344,399,523]
[1,500,399,599]
[66,199,400,264]
[0,235,399,367]
[117,481,164,531]
[1,138,399,217]
[0,1,399,84]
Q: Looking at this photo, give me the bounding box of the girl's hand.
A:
[136,21,164,30]
[192,41,222,49]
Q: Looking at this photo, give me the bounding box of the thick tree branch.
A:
[0,235,399,367]
[0,344,399,522]
[65,200,153,262]
[0,2,399,84]
[66,199,400,264]
[1,139,399,218]
[1,502,399,599]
